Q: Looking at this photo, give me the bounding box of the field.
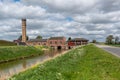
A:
[0,46,44,63]
[9,44,120,80]
[108,44,120,47]
[0,40,16,46]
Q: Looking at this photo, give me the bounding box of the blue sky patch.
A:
[0,0,3,2]
[66,17,73,22]
[14,0,20,2]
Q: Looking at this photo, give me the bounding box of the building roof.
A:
[13,40,21,43]
[68,38,89,42]
[27,39,47,42]
[49,37,65,40]
[74,38,88,41]
[19,42,26,45]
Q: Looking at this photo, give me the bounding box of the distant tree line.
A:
[18,35,29,41]
[92,39,97,43]
[106,35,120,44]
[36,35,42,39]
[18,35,42,41]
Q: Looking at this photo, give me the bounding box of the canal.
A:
[0,49,65,80]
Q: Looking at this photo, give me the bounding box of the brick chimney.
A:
[22,19,26,42]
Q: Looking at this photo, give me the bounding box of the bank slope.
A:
[9,45,120,80]
[0,46,44,63]
[0,40,16,46]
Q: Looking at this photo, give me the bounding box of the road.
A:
[96,45,120,58]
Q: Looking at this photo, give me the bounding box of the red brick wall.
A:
[47,39,66,47]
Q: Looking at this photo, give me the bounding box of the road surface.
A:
[96,45,120,58]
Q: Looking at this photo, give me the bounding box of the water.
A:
[0,49,64,80]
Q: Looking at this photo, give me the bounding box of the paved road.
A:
[96,45,120,58]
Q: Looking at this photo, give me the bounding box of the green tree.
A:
[106,35,114,44]
[67,37,72,41]
[115,36,119,44]
[18,35,29,41]
[92,39,97,43]
[36,35,42,39]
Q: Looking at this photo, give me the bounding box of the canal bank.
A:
[0,49,69,80]
[0,46,45,64]
[9,45,120,80]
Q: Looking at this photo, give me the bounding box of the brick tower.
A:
[22,19,26,42]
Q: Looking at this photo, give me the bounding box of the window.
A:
[33,43,35,45]
[55,41,57,44]
[60,41,62,44]
[50,41,52,44]
[44,43,46,45]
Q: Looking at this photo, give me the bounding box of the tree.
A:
[67,37,72,41]
[18,35,29,41]
[106,35,114,44]
[36,35,42,39]
[115,36,119,44]
[92,39,97,43]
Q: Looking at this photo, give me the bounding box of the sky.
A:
[0,0,120,42]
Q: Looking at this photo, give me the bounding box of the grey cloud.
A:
[0,0,120,42]
[0,2,46,19]
[97,0,120,13]
[21,0,98,15]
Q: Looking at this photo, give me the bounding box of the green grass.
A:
[0,46,44,62]
[107,44,120,47]
[0,40,16,46]
[9,44,120,80]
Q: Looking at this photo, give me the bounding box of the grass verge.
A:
[0,40,16,46]
[107,44,120,47]
[9,44,120,80]
[0,46,44,63]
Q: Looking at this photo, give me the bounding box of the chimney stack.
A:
[22,19,26,42]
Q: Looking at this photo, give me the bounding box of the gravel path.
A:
[96,45,120,58]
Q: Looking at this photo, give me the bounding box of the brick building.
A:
[47,37,66,49]
[26,39,48,46]
[22,19,27,42]
[26,37,67,49]
[68,38,89,49]
[14,19,89,49]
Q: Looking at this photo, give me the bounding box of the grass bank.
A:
[0,40,16,46]
[107,44,120,47]
[9,44,120,80]
[0,46,44,63]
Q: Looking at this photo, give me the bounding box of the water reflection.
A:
[0,49,64,80]
[22,61,26,69]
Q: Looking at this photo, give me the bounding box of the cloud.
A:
[0,1,46,19]
[97,0,120,13]
[21,0,98,15]
[0,0,120,42]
